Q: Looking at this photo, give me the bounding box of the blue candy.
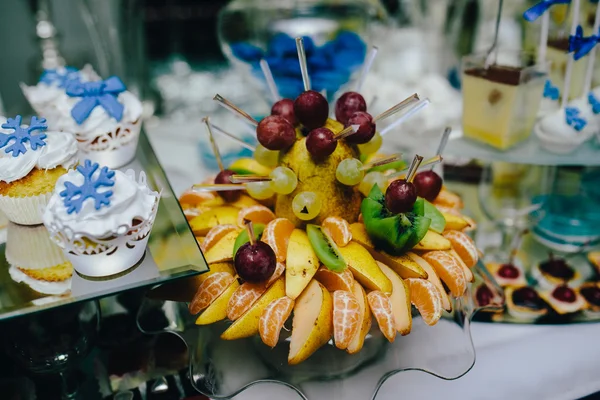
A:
[231,42,264,62]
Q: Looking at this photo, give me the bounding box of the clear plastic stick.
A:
[538,12,550,67]
[406,155,424,182]
[202,116,224,172]
[583,2,600,94]
[295,37,311,91]
[192,184,246,192]
[334,124,361,140]
[230,175,272,183]
[561,0,581,108]
[246,222,256,245]
[211,123,256,152]
[213,94,258,126]
[379,98,431,136]
[386,155,443,179]
[355,46,378,92]
[260,59,280,102]
[373,93,420,123]
[436,126,452,157]
[361,153,402,171]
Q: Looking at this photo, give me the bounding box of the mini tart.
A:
[474,283,503,310]
[540,285,586,315]
[588,252,600,276]
[505,286,548,321]
[532,257,580,290]
[486,262,526,287]
[579,282,600,317]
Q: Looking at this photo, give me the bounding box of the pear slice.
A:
[441,212,470,231]
[204,230,239,264]
[196,278,240,325]
[377,262,411,335]
[407,252,452,311]
[413,230,451,251]
[289,280,333,365]
[221,277,285,340]
[190,206,240,236]
[346,281,371,354]
[338,242,392,294]
[286,229,320,299]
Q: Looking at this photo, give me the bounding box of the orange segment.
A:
[227,282,268,321]
[322,216,352,247]
[259,296,294,348]
[443,230,478,268]
[201,224,239,252]
[179,190,216,208]
[189,272,234,315]
[265,262,286,287]
[237,205,276,227]
[367,291,396,342]
[448,249,474,283]
[262,218,295,262]
[422,251,467,297]
[332,290,361,349]
[433,188,463,210]
[407,278,443,326]
[314,267,354,292]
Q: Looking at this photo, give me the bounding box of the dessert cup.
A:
[461,50,548,150]
[43,161,160,277]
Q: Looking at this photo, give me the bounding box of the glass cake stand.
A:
[137,261,503,400]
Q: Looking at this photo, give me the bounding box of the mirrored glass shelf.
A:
[0,131,208,322]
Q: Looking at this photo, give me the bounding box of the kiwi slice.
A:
[306,224,347,272]
[423,199,446,233]
[402,214,432,250]
[412,198,425,217]
[233,223,265,256]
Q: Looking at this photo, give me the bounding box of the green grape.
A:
[270,166,298,194]
[246,181,275,200]
[254,144,279,168]
[292,191,322,220]
[357,131,382,155]
[336,158,364,186]
[358,171,387,197]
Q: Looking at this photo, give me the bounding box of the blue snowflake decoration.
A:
[39,67,81,88]
[0,115,48,157]
[60,160,116,214]
[565,107,587,132]
[588,92,600,114]
[543,80,559,100]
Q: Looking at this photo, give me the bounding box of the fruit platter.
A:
[145,38,503,398]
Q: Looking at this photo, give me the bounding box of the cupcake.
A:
[50,76,143,169]
[43,160,160,277]
[20,65,100,120]
[0,115,78,225]
[6,223,73,296]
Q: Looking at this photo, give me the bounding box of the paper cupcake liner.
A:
[0,191,53,226]
[5,223,68,270]
[75,119,141,169]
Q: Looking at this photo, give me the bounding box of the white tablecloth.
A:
[147,124,600,400]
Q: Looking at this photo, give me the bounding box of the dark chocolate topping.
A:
[540,258,575,280]
[464,64,523,86]
[581,286,600,307]
[547,37,570,52]
[512,287,546,310]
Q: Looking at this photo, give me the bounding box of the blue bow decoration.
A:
[543,80,560,100]
[65,76,126,125]
[568,26,599,60]
[565,107,588,131]
[39,67,81,88]
[588,93,600,114]
[523,0,571,22]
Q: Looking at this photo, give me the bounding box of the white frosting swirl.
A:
[43,168,158,239]
[0,117,79,183]
[49,91,143,138]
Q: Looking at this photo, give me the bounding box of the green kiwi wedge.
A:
[306,224,347,272]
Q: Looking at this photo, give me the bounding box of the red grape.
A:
[335,92,366,125]
[214,169,241,202]
[257,115,296,151]
[271,98,297,125]
[385,179,417,214]
[413,171,443,201]
[234,241,276,283]
[306,127,337,158]
[345,111,375,144]
[294,90,329,130]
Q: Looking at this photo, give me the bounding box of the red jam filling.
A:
[498,263,520,279]
[476,285,494,307]
[551,285,577,303]
[512,287,545,310]
[540,258,575,280]
[580,286,600,307]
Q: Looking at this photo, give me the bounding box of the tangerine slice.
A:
[333,290,361,349]
[314,267,354,292]
[201,224,238,252]
[265,262,286,287]
[237,205,276,227]
[443,230,478,268]
[322,216,352,247]
[259,296,294,348]
[422,251,467,297]
[367,291,396,342]
[262,218,295,262]
[433,189,463,210]
[407,278,443,326]
[179,190,216,208]
[189,272,234,315]
[227,282,268,321]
